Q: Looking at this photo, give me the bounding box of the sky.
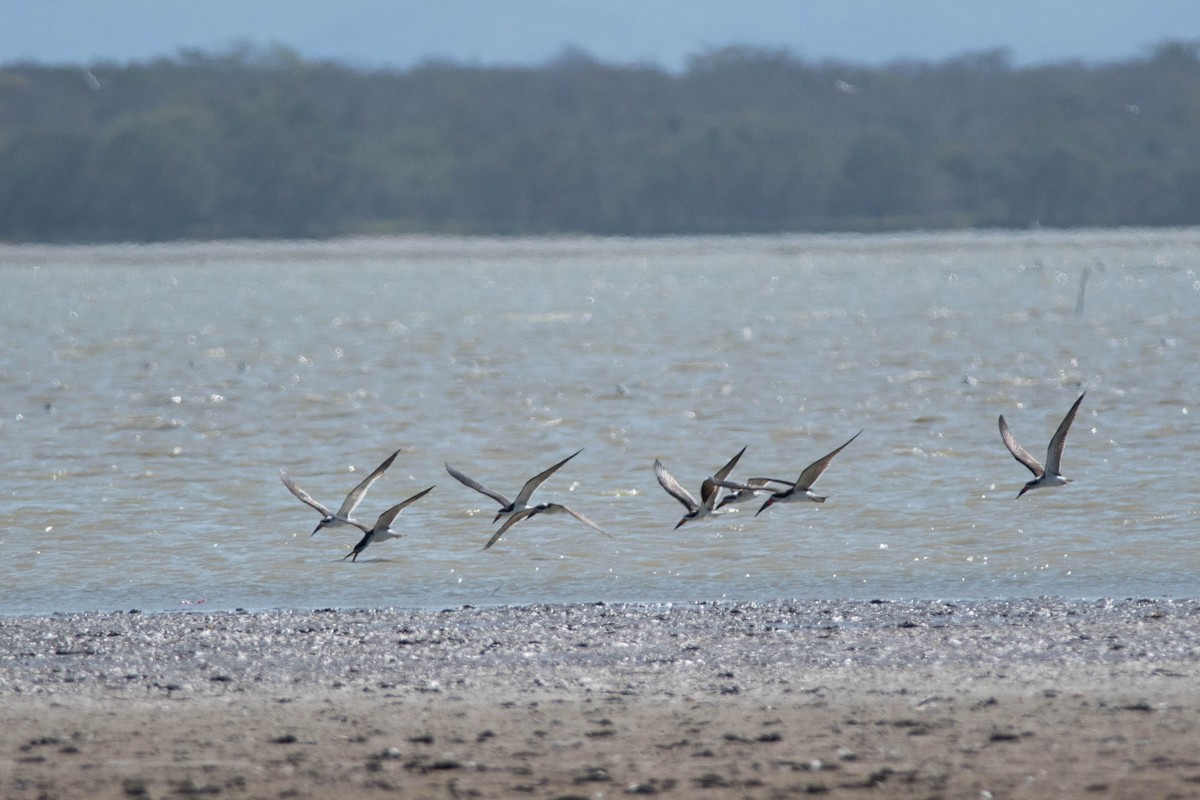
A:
[2,1,1198,71]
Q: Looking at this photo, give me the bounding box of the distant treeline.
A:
[3,42,1200,242]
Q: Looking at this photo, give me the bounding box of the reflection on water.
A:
[2,230,1198,614]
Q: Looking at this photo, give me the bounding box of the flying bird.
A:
[714,476,796,509]
[280,449,400,535]
[483,502,609,550]
[722,431,861,516]
[653,446,746,528]
[446,448,583,522]
[999,393,1086,498]
[342,485,436,562]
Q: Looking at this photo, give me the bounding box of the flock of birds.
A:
[280,393,1087,561]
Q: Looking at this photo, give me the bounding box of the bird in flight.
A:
[654,446,747,528]
[999,393,1086,498]
[280,449,399,535]
[483,502,609,550]
[341,485,436,562]
[718,431,861,516]
[446,448,583,522]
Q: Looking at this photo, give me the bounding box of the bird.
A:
[483,502,609,550]
[342,485,436,561]
[280,449,400,535]
[714,476,796,509]
[999,393,1086,498]
[445,448,583,523]
[735,430,862,516]
[653,446,746,528]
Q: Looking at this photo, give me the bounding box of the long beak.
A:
[755,498,773,517]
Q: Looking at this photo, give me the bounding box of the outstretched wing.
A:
[550,503,610,536]
[712,477,792,493]
[999,415,1044,478]
[702,445,747,511]
[335,449,400,518]
[794,429,862,490]
[1045,393,1086,475]
[654,459,699,513]
[514,448,584,506]
[747,477,795,489]
[484,507,537,549]
[713,446,747,483]
[280,469,334,517]
[372,485,436,532]
[712,476,795,509]
[446,463,511,507]
[484,502,609,550]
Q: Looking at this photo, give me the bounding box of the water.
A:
[2,230,1198,615]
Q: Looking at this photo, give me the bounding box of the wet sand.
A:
[2,598,1198,799]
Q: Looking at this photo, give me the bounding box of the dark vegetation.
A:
[2,41,1200,242]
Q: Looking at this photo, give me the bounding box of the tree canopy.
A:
[2,42,1199,242]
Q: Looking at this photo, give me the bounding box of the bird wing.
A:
[549,503,610,536]
[702,445,747,510]
[1045,392,1086,475]
[654,460,698,513]
[513,448,584,506]
[999,415,1044,478]
[699,478,721,510]
[372,485,436,532]
[712,477,792,493]
[794,429,862,490]
[711,477,760,492]
[333,449,399,519]
[712,446,747,483]
[279,469,334,517]
[484,507,538,549]
[712,477,795,509]
[746,477,796,489]
[446,463,511,507]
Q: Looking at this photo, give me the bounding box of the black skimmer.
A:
[280,449,399,535]
[445,448,583,522]
[342,485,436,561]
[483,502,609,550]
[999,393,1086,498]
[714,476,796,510]
[653,446,746,528]
[733,431,861,516]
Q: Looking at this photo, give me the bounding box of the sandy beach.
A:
[2,598,1198,799]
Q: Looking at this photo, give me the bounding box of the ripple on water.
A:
[2,231,1199,613]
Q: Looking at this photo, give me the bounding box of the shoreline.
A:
[3,598,1198,798]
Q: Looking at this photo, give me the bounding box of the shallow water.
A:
[2,229,1198,614]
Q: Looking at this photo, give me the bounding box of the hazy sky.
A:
[3,1,1197,70]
